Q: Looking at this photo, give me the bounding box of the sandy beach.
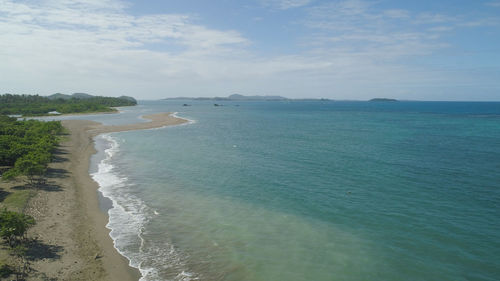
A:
[25,112,187,280]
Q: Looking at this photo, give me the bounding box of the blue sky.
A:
[0,0,499,100]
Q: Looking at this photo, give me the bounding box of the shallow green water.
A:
[91,101,500,281]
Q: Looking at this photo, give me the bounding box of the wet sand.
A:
[26,113,187,280]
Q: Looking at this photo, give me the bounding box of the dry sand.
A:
[25,112,188,280]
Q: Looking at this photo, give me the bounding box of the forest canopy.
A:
[0,115,63,184]
[0,94,137,116]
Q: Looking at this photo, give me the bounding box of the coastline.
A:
[25,112,188,280]
[21,109,120,119]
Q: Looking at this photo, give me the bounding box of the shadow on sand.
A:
[51,148,69,164]
[0,189,11,202]
[11,181,63,192]
[26,239,63,261]
[45,168,69,179]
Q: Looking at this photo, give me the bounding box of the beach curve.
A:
[25,112,188,280]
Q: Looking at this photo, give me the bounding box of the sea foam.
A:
[91,133,197,281]
[172,112,197,125]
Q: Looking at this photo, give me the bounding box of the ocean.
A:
[70,101,500,280]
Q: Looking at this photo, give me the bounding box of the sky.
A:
[1,0,499,101]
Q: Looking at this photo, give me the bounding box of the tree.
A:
[0,115,61,185]
[2,152,48,186]
[12,243,28,281]
[0,210,35,280]
[0,209,35,247]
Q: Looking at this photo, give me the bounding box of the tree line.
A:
[0,115,63,279]
[0,94,137,116]
[0,115,63,185]
[0,93,133,278]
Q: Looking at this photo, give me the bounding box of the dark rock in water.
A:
[182,104,191,106]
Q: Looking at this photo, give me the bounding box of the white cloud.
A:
[0,0,265,96]
[3,0,353,99]
[0,0,498,100]
[303,1,446,55]
[458,17,500,27]
[383,9,410,19]
[485,1,500,7]
[413,12,456,24]
[427,26,454,32]
[261,0,312,10]
[284,0,500,100]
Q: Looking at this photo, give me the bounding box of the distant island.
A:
[0,93,137,116]
[369,98,398,102]
[164,94,331,102]
[164,94,404,103]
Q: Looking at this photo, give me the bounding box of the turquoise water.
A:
[90,101,499,281]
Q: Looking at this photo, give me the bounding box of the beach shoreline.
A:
[25,112,188,280]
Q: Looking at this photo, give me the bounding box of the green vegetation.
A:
[0,93,129,279]
[0,114,64,279]
[0,209,35,247]
[0,261,13,278]
[0,93,137,116]
[2,191,35,212]
[0,115,63,187]
[0,209,35,280]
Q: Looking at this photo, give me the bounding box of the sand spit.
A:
[25,113,187,280]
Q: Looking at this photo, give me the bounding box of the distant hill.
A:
[71,92,94,99]
[48,93,93,100]
[48,93,72,100]
[227,94,288,101]
[164,94,298,101]
[48,93,136,103]
[118,95,137,103]
[369,98,398,102]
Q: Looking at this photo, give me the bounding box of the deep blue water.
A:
[72,100,500,280]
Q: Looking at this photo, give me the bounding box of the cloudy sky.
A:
[1,0,499,100]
